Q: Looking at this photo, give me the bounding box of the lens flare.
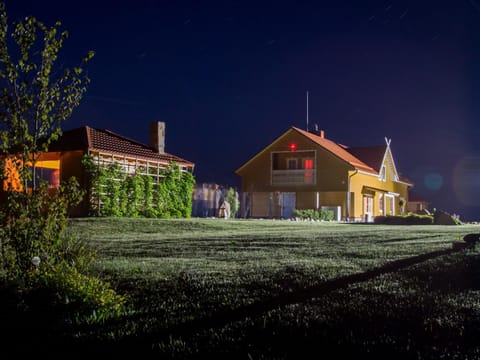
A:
[424,173,443,191]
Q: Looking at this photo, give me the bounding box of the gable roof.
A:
[49,126,194,167]
[345,145,387,172]
[295,128,414,185]
[236,126,378,174]
[292,127,377,173]
[236,126,413,186]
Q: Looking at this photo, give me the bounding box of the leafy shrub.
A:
[373,213,434,225]
[293,209,335,221]
[0,177,125,325]
[28,263,126,321]
[225,187,240,218]
[0,178,86,277]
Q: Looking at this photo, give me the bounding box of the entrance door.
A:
[281,192,296,219]
[363,195,373,222]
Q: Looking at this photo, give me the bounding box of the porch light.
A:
[289,143,297,151]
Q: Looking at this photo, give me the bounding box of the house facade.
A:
[235,127,412,222]
[6,121,194,216]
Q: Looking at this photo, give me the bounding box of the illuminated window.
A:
[304,159,314,169]
[34,159,61,189]
[303,158,314,184]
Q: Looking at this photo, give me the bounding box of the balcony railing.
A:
[271,169,316,186]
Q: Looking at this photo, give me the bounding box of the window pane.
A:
[304,159,313,169]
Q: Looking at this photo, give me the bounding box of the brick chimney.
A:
[150,121,165,153]
[319,130,325,138]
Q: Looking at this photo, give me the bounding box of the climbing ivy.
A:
[225,187,240,218]
[142,175,154,217]
[82,154,195,218]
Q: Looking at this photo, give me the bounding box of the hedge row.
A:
[373,214,434,225]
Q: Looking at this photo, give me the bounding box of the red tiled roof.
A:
[292,127,377,174]
[345,145,386,172]
[49,126,194,167]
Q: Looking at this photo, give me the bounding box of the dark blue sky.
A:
[7,0,480,220]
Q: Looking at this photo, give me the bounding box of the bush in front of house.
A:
[373,213,434,225]
[293,209,335,221]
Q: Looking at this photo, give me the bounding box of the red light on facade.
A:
[289,143,297,151]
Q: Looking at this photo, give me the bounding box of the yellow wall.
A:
[238,130,351,193]
[348,151,409,220]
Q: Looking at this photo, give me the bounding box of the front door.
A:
[363,195,373,222]
[281,192,296,219]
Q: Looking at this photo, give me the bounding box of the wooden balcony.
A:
[271,169,316,186]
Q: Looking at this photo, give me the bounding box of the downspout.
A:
[346,169,358,221]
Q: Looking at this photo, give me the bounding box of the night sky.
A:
[7,0,480,221]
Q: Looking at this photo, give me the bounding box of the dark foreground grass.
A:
[2,217,480,358]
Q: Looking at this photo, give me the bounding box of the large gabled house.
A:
[235,126,412,221]
[3,121,194,216]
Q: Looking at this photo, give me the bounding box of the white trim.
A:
[355,168,411,186]
[356,169,379,177]
[379,164,386,181]
[382,139,400,182]
[385,193,395,216]
[387,191,400,197]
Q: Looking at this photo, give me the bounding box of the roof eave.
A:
[88,147,194,167]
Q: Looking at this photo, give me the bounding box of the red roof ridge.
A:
[91,127,193,165]
[292,127,377,174]
[101,128,152,149]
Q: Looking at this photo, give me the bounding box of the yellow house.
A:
[235,127,413,221]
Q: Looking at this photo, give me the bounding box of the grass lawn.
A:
[4,218,480,358]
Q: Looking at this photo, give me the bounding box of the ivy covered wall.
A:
[82,154,195,218]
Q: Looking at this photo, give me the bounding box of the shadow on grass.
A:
[3,246,477,356]
[102,247,461,352]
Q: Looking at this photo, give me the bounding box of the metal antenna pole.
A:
[306,90,309,131]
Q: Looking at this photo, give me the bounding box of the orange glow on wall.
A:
[50,169,60,188]
[3,157,23,192]
[35,160,60,170]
